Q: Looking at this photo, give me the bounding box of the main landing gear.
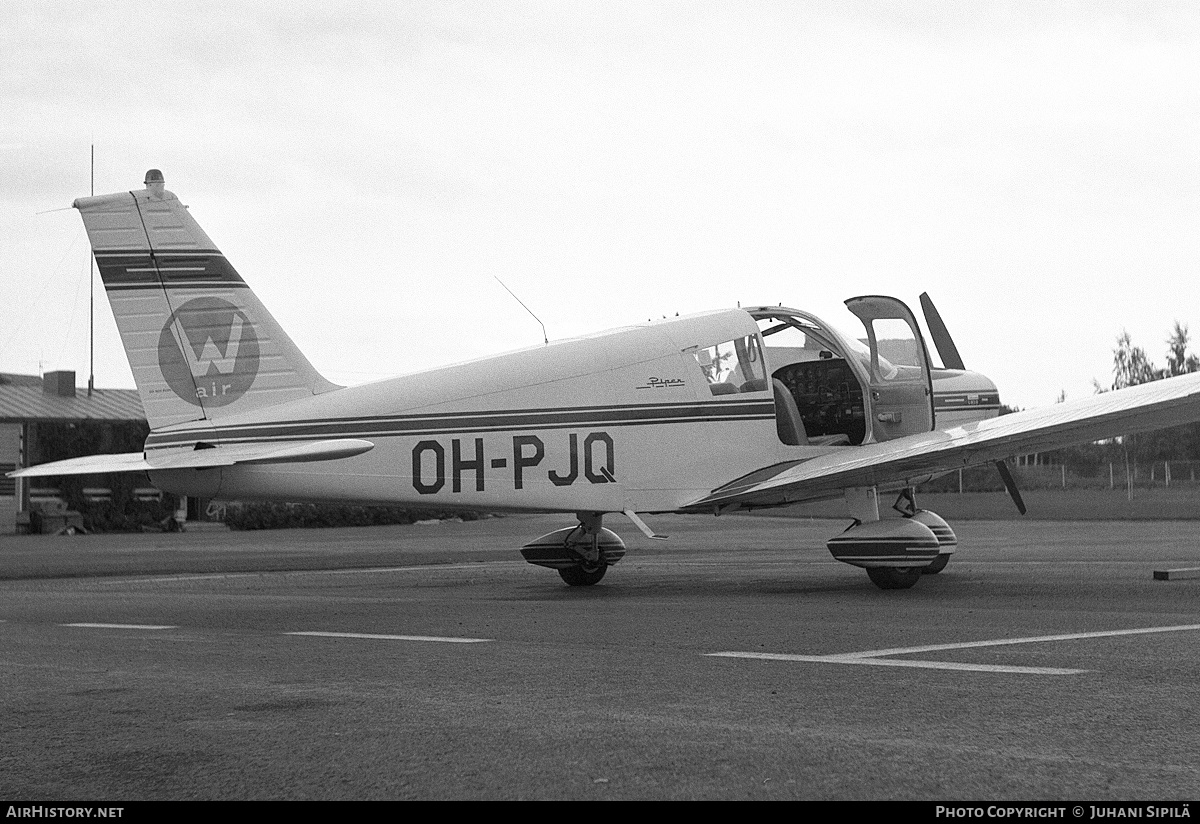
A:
[519,512,626,586]
[826,487,958,590]
[517,491,958,592]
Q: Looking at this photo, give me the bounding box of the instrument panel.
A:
[772,359,866,443]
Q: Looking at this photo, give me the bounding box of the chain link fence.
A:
[922,458,1200,495]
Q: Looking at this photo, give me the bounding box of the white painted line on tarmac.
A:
[709,623,1200,675]
[286,631,492,644]
[302,563,506,577]
[62,622,177,630]
[707,651,1082,675]
[102,562,507,585]
[110,573,245,584]
[842,623,1200,659]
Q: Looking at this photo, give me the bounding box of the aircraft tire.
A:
[558,563,607,586]
[866,566,922,590]
[922,554,950,575]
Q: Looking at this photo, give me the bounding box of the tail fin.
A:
[74,170,338,429]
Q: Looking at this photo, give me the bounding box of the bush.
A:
[75,498,180,533]
[219,501,490,531]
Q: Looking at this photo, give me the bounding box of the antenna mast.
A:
[494,277,548,345]
[87,144,94,397]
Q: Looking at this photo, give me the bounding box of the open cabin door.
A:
[845,295,935,442]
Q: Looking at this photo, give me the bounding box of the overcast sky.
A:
[3,1,1200,409]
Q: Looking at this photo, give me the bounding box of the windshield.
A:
[756,313,896,377]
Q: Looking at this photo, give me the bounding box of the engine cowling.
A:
[826,518,940,568]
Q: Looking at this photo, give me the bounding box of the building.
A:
[0,370,151,533]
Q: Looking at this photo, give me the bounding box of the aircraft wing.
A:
[6,439,375,479]
[683,372,1200,511]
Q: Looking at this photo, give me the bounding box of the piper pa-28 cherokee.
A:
[14,170,1200,589]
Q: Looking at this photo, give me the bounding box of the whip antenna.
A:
[88,143,94,397]
[494,277,548,345]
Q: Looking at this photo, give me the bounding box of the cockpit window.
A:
[693,335,767,395]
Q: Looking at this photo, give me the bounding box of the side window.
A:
[693,335,767,395]
[866,318,922,381]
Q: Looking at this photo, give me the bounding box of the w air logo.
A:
[158,297,260,407]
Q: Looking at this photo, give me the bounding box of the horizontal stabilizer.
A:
[7,439,374,478]
[6,452,152,478]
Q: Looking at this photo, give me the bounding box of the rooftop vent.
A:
[42,370,76,398]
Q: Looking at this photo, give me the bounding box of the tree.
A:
[1165,321,1200,378]
[1106,325,1200,467]
[1111,330,1161,389]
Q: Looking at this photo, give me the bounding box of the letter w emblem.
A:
[169,315,244,378]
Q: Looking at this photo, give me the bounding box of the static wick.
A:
[494,277,548,345]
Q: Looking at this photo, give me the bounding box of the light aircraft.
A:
[13,170,1200,589]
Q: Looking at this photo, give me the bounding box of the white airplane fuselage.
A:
[144,306,999,514]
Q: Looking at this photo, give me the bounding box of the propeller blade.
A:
[919,292,966,370]
[993,460,1027,516]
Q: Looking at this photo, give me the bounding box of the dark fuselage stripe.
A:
[933,393,1000,409]
[195,399,775,428]
[144,401,778,449]
[147,415,778,448]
